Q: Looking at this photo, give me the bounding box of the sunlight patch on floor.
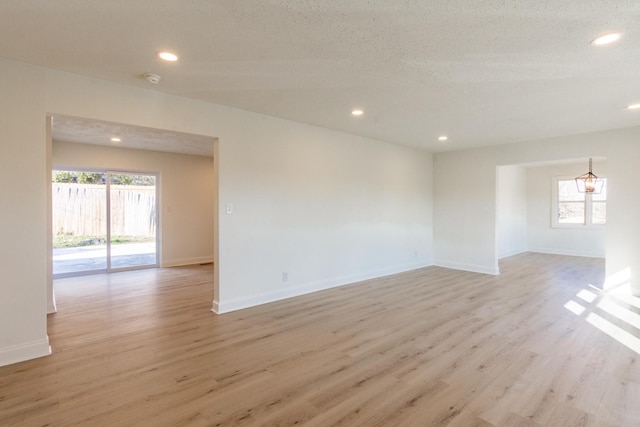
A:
[564,300,585,316]
[576,289,598,303]
[597,299,640,330]
[606,283,640,311]
[586,312,640,354]
[565,274,640,355]
[603,267,630,291]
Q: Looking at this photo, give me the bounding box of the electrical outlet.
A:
[282,272,288,282]
[414,250,418,258]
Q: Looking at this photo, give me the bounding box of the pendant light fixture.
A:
[575,158,603,194]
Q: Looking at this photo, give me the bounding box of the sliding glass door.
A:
[52,171,108,275]
[108,172,158,270]
[52,170,158,277]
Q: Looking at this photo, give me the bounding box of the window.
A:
[552,177,606,227]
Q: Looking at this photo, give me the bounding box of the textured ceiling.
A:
[2,1,640,152]
[51,116,214,157]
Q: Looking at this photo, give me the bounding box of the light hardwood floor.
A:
[1,253,639,426]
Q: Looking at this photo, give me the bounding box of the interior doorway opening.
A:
[52,169,159,277]
[46,114,219,317]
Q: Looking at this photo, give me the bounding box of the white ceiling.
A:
[2,1,640,152]
[51,116,215,157]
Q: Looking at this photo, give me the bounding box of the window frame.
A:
[551,175,606,229]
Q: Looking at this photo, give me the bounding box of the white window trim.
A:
[551,175,606,229]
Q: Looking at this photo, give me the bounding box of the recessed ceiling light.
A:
[438,136,448,141]
[110,137,121,142]
[627,103,640,110]
[590,32,622,46]
[157,51,178,62]
[351,109,364,116]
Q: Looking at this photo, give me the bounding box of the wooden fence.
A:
[52,183,156,237]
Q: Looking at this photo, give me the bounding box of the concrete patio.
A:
[53,242,157,275]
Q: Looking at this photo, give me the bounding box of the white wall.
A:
[526,161,606,258]
[496,165,527,259]
[434,151,498,274]
[434,128,640,292]
[52,140,215,267]
[0,60,50,366]
[216,118,433,311]
[0,57,434,366]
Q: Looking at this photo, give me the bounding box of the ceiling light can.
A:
[157,51,178,61]
[590,32,622,46]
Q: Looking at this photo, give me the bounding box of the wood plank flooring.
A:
[2,253,640,426]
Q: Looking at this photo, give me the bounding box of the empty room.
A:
[1,1,640,426]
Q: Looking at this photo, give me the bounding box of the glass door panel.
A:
[52,170,107,276]
[108,172,158,270]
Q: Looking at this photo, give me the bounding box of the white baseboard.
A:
[434,260,499,275]
[47,301,57,314]
[527,247,605,259]
[47,288,57,314]
[498,249,527,260]
[211,261,432,314]
[211,300,221,314]
[162,256,214,268]
[0,337,51,367]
